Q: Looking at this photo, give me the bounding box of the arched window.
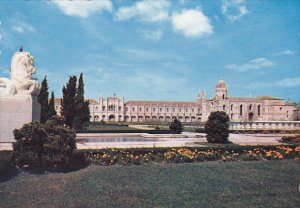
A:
[240,104,243,116]
[222,94,225,99]
[94,115,99,122]
[231,113,233,120]
[109,115,115,121]
[249,105,252,111]
[258,105,261,116]
[230,104,233,111]
[223,105,226,111]
[138,116,143,122]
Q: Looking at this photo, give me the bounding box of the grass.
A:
[0,160,299,208]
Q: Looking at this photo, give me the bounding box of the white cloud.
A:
[222,0,249,22]
[171,9,213,37]
[276,76,300,87]
[52,0,112,18]
[276,50,296,56]
[140,30,163,41]
[11,21,35,33]
[115,0,170,22]
[226,58,274,72]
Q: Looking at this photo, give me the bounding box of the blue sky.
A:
[0,0,299,102]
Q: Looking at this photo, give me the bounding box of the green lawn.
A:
[0,160,299,208]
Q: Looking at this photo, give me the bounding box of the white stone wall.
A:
[124,103,198,122]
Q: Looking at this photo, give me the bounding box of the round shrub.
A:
[205,111,230,143]
[12,119,86,170]
[169,118,183,134]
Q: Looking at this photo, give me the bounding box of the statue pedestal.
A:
[0,95,40,142]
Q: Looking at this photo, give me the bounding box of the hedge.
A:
[76,129,171,134]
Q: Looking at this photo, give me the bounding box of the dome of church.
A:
[216,79,227,88]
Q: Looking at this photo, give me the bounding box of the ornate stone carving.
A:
[0,51,40,96]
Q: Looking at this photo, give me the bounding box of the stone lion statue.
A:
[0,52,40,96]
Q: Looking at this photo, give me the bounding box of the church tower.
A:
[197,89,207,121]
[215,79,228,100]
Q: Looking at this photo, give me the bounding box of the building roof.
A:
[257,96,284,100]
[53,98,61,105]
[51,98,99,105]
[88,99,99,104]
[126,100,197,106]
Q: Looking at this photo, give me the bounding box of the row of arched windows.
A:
[126,107,195,113]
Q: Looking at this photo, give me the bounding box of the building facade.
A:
[54,80,299,123]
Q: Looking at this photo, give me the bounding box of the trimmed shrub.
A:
[205,111,230,143]
[76,129,171,134]
[12,117,87,170]
[281,135,300,144]
[169,118,183,134]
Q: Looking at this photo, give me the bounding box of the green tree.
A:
[74,73,90,129]
[38,76,49,123]
[205,111,230,143]
[48,91,57,119]
[169,118,183,134]
[61,76,77,128]
[12,117,87,170]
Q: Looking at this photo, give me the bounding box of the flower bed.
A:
[83,145,300,165]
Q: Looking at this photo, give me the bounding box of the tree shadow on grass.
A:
[23,162,90,175]
[0,164,19,183]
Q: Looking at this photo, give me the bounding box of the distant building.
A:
[53,80,299,122]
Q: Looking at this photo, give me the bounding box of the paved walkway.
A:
[0,133,291,150]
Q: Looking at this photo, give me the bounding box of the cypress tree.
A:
[74,73,90,129]
[48,91,57,118]
[61,76,77,128]
[38,76,49,123]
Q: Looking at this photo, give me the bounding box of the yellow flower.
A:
[266,151,272,157]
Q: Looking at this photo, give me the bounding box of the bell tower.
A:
[215,79,228,100]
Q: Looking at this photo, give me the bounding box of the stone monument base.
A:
[0,95,40,142]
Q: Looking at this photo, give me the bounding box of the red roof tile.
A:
[125,100,197,106]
